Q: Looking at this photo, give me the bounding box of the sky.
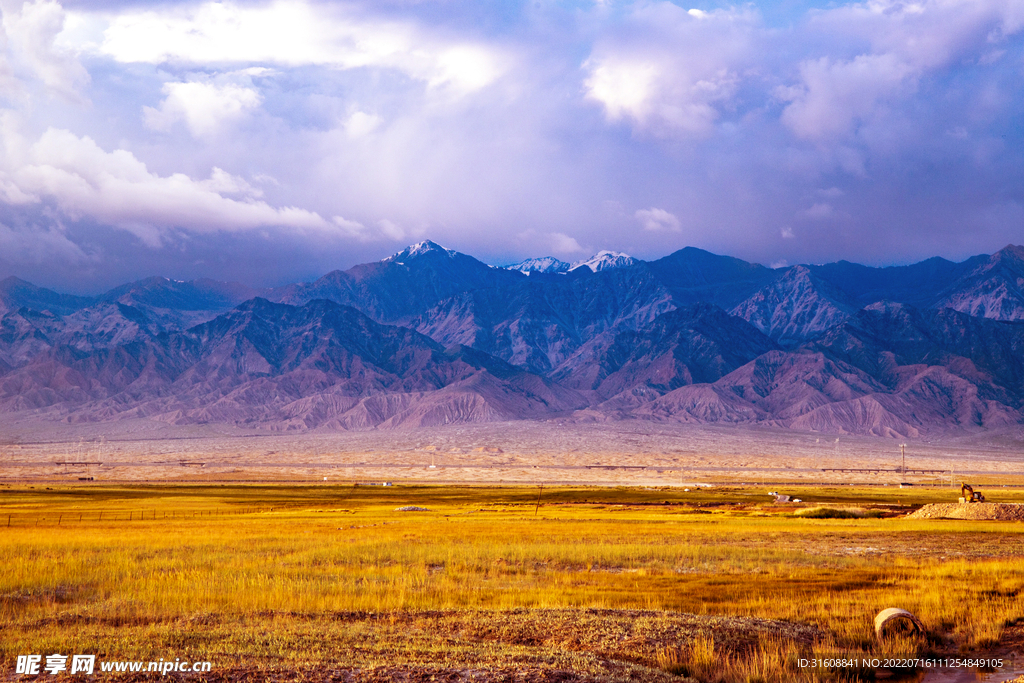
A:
[1,0,1023,292]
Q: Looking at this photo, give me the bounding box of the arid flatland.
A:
[3,420,1024,486]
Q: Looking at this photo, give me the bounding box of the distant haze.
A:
[2,0,1024,291]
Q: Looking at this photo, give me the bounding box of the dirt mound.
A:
[907,503,1024,521]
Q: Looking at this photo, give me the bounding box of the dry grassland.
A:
[1,483,1023,682]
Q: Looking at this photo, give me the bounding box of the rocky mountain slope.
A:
[0,298,585,429]
[631,301,1024,436]
[731,266,859,345]
[934,244,1024,320]
[3,242,1024,436]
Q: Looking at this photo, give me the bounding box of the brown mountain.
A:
[731,266,859,345]
[550,304,777,405]
[0,277,93,316]
[3,243,1024,436]
[632,302,1024,436]
[0,298,585,429]
[934,245,1024,321]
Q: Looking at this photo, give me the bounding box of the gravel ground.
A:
[906,503,1024,521]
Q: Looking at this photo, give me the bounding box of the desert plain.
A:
[2,419,1024,486]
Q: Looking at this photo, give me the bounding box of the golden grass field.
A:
[2,483,1023,682]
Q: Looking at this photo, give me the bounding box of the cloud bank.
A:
[0,0,1022,290]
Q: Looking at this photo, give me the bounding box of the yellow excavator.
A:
[960,483,985,504]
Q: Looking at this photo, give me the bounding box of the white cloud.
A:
[513,229,585,257]
[550,232,584,255]
[780,54,915,141]
[332,215,370,240]
[582,0,1024,145]
[144,81,261,138]
[780,227,794,240]
[0,23,17,95]
[377,219,405,241]
[810,0,1024,68]
[0,121,332,247]
[801,203,834,219]
[199,167,264,198]
[583,4,756,137]
[635,207,680,232]
[335,215,423,243]
[780,0,1024,142]
[1,0,89,99]
[80,0,507,95]
[344,111,381,138]
[0,175,36,203]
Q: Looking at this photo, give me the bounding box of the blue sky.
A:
[1,0,1023,291]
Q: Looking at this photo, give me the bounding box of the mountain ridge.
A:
[3,242,1024,437]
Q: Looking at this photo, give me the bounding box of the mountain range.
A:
[3,241,1024,436]
[507,250,640,274]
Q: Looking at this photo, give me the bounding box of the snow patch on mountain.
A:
[569,251,639,273]
[504,250,639,274]
[505,257,571,274]
[384,241,457,264]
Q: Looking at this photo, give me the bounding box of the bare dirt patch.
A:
[906,503,1024,521]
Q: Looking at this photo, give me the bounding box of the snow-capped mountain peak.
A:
[384,241,456,264]
[505,257,571,274]
[569,251,638,273]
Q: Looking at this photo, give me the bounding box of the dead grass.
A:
[1,484,1022,682]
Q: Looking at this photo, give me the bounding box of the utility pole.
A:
[900,443,906,475]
